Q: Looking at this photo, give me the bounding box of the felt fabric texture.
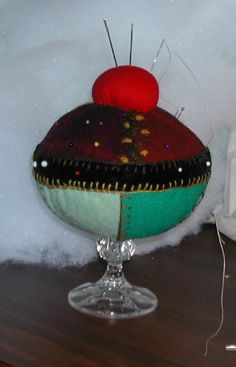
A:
[33,64,211,240]
[33,147,210,193]
[38,184,121,239]
[121,183,207,239]
[35,104,206,165]
[92,66,159,113]
[37,181,207,240]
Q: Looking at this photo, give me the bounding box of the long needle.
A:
[103,19,118,67]
[129,21,134,65]
[151,38,165,71]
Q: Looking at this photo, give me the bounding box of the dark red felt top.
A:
[36,103,206,165]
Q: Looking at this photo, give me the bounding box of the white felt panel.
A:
[37,184,121,239]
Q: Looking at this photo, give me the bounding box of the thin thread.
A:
[174,52,214,145]
[150,38,165,71]
[204,214,226,357]
[159,40,172,82]
[150,39,172,81]
[151,39,178,111]
[151,41,213,140]
[160,94,179,110]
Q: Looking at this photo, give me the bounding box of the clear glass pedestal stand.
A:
[68,238,158,319]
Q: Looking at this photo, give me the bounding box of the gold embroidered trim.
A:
[35,172,211,193]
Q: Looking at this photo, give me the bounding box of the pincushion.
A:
[92,65,159,112]
[33,65,211,240]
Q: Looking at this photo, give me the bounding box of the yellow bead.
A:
[135,114,144,121]
[140,129,150,136]
[140,149,149,157]
[123,122,131,129]
[121,137,133,144]
[94,141,100,147]
[120,155,129,163]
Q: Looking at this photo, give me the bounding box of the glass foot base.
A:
[68,279,158,319]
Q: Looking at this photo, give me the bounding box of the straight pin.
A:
[129,21,134,65]
[175,106,185,120]
[103,19,118,67]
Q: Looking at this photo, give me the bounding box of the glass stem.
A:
[106,262,123,277]
[101,261,125,287]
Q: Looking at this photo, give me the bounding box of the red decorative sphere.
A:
[92,65,159,113]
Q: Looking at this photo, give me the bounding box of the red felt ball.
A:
[92,65,159,113]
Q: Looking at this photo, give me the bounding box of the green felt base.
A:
[37,183,207,240]
[120,184,206,239]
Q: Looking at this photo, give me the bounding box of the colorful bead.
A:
[140,150,149,157]
[140,129,150,136]
[33,161,37,168]
[94,141,100,147]
[135,114,145,121]
[165,144,171,149]
[120,155,129,163]
[85,120,90,124]
[121,137,133,144]
[41,160,48,168]
[206,161,211,167]
[178,167,183,172]
[123,122,131,129]
[75,170,81,176]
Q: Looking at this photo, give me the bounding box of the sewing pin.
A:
[129,21,134,65]
[103,19,118,67]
